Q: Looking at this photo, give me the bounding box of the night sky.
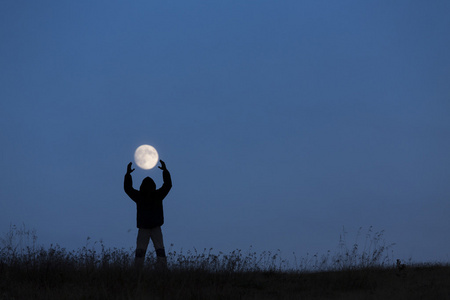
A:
[1,1,449,263]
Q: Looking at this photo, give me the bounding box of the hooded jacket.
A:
[124,169,172,229]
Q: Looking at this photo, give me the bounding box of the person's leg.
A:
[135,228,151,269]
[149,226,167,270]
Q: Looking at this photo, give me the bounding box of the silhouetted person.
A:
[124,160,172,269]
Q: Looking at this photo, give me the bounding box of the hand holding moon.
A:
[158,160,167,171]
[134,145,159,170]
[127,162,135,174]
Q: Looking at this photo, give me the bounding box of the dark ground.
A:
[1,264,450,299]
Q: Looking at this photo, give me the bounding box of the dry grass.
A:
[1,225,449,299]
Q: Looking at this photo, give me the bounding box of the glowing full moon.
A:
[134,145,159,170]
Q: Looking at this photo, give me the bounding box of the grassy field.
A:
[1,225,449,299]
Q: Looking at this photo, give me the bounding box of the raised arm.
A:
[158,160,172,198]
[124,162,139,201]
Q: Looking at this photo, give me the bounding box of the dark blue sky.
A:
[1,1,449,263]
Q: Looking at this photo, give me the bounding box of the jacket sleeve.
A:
[124,173,139,202]
[158,169,172,199]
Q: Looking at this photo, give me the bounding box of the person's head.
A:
[140,177,156,193]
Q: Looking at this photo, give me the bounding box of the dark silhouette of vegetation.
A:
[1,224,449,299]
